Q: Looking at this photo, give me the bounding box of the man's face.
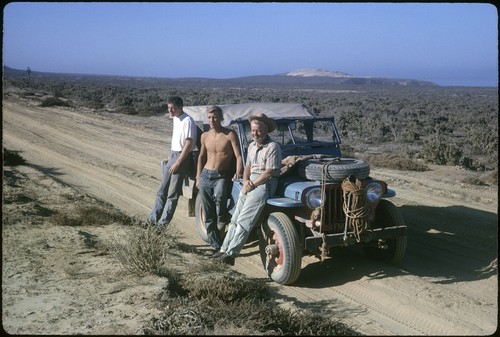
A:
[251,122,268,144]
[167,103,181,117]
[207,112,222,129]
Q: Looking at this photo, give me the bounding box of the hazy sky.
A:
[3,2,498,86]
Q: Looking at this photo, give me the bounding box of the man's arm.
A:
[229,131,243,181]
[169,137,194,174]
[196,133,208,187]
[248,168,274,187]
[243,142,281,193]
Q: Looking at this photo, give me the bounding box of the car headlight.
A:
[304,187,322,209]
[365,182,383,203]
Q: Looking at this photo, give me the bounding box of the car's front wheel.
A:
[258,212,302,285]
[363,200,407,264]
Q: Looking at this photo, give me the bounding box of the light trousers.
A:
[221,174,277,257]
[148,152,191,226]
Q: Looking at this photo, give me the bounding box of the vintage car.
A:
[183,103,407,285]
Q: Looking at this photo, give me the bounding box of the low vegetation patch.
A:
[462,176,488,186]
[461,170,497,186]
[5,76,497,172]
[365,153,429,171]
[146,271,357,336]
[51,204,136,227]
[40,96,72,107]
[3,148,27,166]
[144,294,357,335]
[109,225,357,335]
[107,226,180,277]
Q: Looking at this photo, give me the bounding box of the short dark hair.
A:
[167,96,183,108]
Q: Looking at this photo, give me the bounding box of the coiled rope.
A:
[341,177,369,242]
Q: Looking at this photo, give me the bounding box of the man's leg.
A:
[216,178,278,265]
[158,154,190,226]
[199,170,219,251]
[214,175,230,230]
[220,191,246,254]
[148,159,172,223]
[223,185,267,257]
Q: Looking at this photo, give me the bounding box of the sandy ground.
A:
[2,94,498,335]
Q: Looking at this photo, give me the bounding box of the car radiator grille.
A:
[320,184,345,232]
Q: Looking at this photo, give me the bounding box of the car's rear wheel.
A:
[258,212,301,285]
[194,194,209,243]
[363,200,407,264]
[297,157,370,182]
[195,194,228,245]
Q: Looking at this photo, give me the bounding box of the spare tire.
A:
[297,157,370,182]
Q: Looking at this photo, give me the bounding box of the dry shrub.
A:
[181,274,271,303]
[144,297,213,335]
[488,170,498,185]
[462,176,488,186]
[419,139,462,166]
[108,226,179,277]
[145,295,357,336]
[461,170,497,186]
[145,271,357,336]
[367,153,429,171]
[51,205,136,227]
[40,96,72,107]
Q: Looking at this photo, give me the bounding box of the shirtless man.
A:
[196,105,243,256]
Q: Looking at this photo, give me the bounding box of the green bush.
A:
[418,138,462,165]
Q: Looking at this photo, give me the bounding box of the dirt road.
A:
[3,98,497,335]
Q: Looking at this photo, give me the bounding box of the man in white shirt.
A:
[148,96,198,228]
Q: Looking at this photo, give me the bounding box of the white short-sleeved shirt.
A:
[171,112,197,152]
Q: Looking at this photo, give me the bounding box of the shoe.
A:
[208,251,224,259]
[202,250,218,258]
[143,219,156,227]
[217,253,235,266]
[155,223,167,233]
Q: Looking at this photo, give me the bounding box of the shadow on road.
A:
[290,204,497,288]
[400,204,497,284]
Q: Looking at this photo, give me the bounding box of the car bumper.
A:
[304,225,407,250]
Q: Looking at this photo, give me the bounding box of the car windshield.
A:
[234,118,343,162]
[239,119,341,147]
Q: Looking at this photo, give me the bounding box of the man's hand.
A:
[169,162,180,174]
[242,180,254,195]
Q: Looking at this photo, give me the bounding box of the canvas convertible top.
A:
[183,103,314,126]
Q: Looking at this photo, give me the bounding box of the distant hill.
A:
[284,68,353,78]
[3,66,29,76]
[3,65,438,87]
